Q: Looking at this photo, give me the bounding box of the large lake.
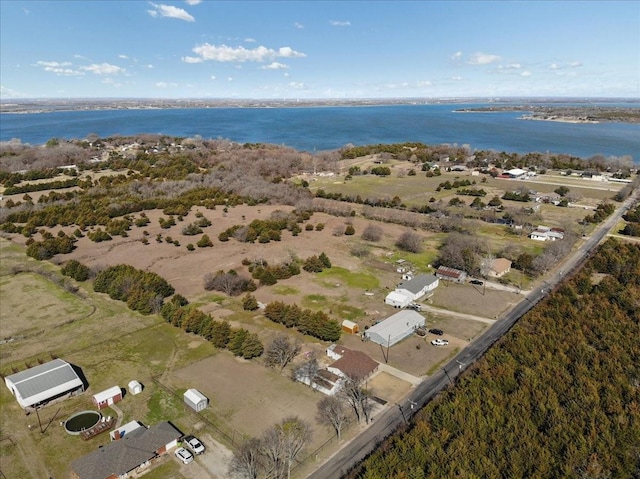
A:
[1,103,639,161]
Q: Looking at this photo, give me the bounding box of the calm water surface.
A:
[1,104,639,161]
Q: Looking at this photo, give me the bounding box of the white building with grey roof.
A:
[4,358,85,409]
[385,273,439,308]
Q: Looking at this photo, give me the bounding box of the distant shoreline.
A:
[454,105,640,124]
[2,97,639,117]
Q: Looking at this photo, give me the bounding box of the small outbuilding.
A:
[364,310,425,347]
[341,320,359,334]
[128,380,143,396]
[184,388,208,412]
[92,386,122,410]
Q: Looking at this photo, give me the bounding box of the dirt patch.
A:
[366,371,412,404]
[171,353,333,450]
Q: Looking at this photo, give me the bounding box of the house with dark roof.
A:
[435,266,468,283]
[4,358,85,409]
[328,350,379,381]
[70,421,182,479]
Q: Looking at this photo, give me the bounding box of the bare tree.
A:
[229,437,262,479]
[292,354,319,384]
[316,395,350,441]
[395,230,423,253]
[361,224,383,242]
[265,334,301,371]
[260,427,286,479]
[339,376,372,424]
[278,417,311,479]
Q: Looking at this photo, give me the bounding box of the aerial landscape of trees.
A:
[350,238,640,479]
[1,134,639,479]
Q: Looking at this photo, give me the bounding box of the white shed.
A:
[128,380,143,395]
[365,310,425,347]
[184,388,208,412]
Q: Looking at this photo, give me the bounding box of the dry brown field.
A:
[0,163,623,478]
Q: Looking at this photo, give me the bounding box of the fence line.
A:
[150,376,244,447]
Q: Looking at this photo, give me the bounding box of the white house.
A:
[365,310,425,347]
[385,274,439,307]
[530,226,565,241]
[4,358,84,409]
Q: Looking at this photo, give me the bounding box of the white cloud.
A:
[289,82,306,89]
[155,81,178,88]
[549,61,583,71]
[147,2,195,22]
[185,43,305,63]
[294,22,304,29]
[1,85,27,98]
[506,63,521,69]
[417,80,432,87]
[262,62,288,70]
[244,38,256,43]
[451,76,462,81]
[520,70,532,77]
[227,77,233,82]
[118,54,129,59]
[468,53,501,65]
[210,75,216,80]
[35,61,83,76]
[451,51,462,61]
[329,20,351,27]
[185,0,201,5]
[81,63,125,75]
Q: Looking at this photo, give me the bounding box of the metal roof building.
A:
[4,358,84,409]
[365,310,425,347]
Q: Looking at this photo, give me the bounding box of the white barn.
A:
[4,358,84,409]
[385,274,439,307]
[365,310,425,347]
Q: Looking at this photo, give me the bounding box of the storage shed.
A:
[92,385,122,410]
[4,358,84,409]
[184,388,208,412]
[128,380,143,395]
[341,320,359,334]
[364,310,425,347]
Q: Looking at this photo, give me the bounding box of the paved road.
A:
[307,188,638,479]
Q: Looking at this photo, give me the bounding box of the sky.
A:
[1,0,639,100]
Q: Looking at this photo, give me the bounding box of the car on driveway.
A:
[175,447,194,464]
[431,339,449,346]
[428,328,444,336]
[184,435,206,455]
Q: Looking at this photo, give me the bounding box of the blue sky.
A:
[1,1,638,99]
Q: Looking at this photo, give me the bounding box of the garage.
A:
[365,310,425,347]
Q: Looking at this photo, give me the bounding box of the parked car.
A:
[431,339,449,346]
[429,328,444,336]
[470,279,484,285]
[175,447,194,464]
[184,435,205,455]
[407,303,422,311]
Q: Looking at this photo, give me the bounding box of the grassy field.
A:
[0,160,626,478]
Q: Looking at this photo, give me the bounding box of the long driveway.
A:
[306,187,638,479]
